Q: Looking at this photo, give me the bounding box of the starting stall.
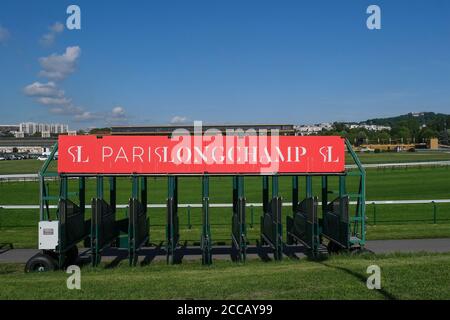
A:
[25,134,365,271]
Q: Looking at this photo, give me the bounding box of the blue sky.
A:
[0,0,450,129]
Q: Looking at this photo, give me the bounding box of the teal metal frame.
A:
[35,137,366,268]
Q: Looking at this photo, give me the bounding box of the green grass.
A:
[366,223,450,240]
[1,152,449,175]
[1,167,449,205]
[0,166,449,248]
[0,164,449,249]
[0,159,57,174]
[347,151,450,164]
[1,252,450,299]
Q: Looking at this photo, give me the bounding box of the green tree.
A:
[418,127,438,142]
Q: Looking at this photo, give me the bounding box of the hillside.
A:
[365,112,450,129]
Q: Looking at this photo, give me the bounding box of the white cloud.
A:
[40,22,64,46]
[49,105,83,115]
[50,22,64,33]
[24,81,70,106]
[39,46,81,80]
[23,81,128,125]
[24,81,76,114]
[170,116,188,124]
[74,111,103,122]
[23,81,64,98]
[74,107,129,123]
[111,106,126,118]
[0,25,10,44]
[36,96,71,106]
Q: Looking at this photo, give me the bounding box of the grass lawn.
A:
[0,163,449,249]
[0,159,57,175]
[0,252,449,299]
[1,167,450,205]
[1,152,450,175]
[347,151,450,164]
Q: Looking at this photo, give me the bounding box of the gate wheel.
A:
[25,253,57,272]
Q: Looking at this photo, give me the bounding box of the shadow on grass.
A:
[318,260,398,300]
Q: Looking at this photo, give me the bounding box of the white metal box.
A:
[38,221,59,250]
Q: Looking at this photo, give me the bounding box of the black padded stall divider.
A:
[286,196,318,251]
[322,196,350,249]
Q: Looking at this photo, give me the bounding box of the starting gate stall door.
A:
[260,176,283,261]
[231,176,247,262]
[201,176,212,265]
[322,175,351,251]
[166,176,180,264]
[57,176,90,268]
[286,176,320,255]
[91,177,127,266]
[128,176,149,266]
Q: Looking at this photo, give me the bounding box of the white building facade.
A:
[19,122,69,135]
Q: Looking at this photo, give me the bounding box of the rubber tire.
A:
[65,246,79,266]
[25,253,57,272]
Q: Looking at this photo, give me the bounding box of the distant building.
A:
[348,124,391,131]
[111,124,295,136]
[0,124,20,133]
[19,122,69,135]
[14,131,24,138]
[294,123,333,135]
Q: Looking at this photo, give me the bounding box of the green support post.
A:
[60,176,68,201]
[202,175,212,265]
[272,175,279,198]
[132,175,139,199]
[238,175,246,262]
[372,202,377,225]
[361,173,366,245]
[306,176,312,198]
[345,139,366,247]
[141,176,147,214]
[58,175,68,268]
[292,176,298,212]
[79,177,85,217]
[129,175,139,266]
[39,175,46,221]
[97,176,104,199]
[166,176,179,264]
[338,175,347,248]
[109,177,116,213]
[321,176,328,215]
[187,205,191,229]
[272,175,282,261]
[432,201,437,224]
[306,175,319,255]
[250,205,254,229]
[92,176,104,266]
[262,176,269,213]
[233,176,237,213]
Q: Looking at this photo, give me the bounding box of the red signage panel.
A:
[58,135,345,174]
